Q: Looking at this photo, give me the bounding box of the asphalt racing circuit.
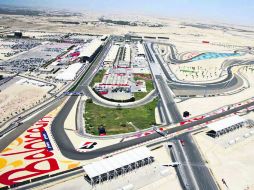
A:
[1,37,254,159]
[147,42,251,96]
[50,38,254,160]
[1,36,254,189]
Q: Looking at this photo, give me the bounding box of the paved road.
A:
[50,39,254,161]
[1,41,254,162]
[156,75,182,124]
[1,36,252,190]
[144,42,183,124]
[157,42,205,64]
[0,96,66,151]
[0,74,58,131]
[82,86,157,109]
[50,89,254,160]
[0,37,155,150]
[2,37,254,161]
[171,133,218,190]
[73,39,157,109]
[0,38,112,148]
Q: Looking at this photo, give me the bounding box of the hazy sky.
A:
[1,0,254,25]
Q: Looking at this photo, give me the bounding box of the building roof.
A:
[104,45,119,63]
[137,43,145,56]
[83,147,152,179]
[207,115,246,132]
[79,39,103,58]
[124,44,131,63]
[55,63,82,81]
[39,66,54,72]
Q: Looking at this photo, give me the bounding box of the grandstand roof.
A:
[207,115,246,132]
[79,39,103,58]
[83,147,152,178]
[55,63,82,81]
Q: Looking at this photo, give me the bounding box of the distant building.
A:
[124,44,131,63]
[100,35,108,41]
[6,31,23,38]
[14,31,22,38]
[124,34,131,42]
[202,41,210,44]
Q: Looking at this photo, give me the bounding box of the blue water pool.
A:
[191,52,240,61]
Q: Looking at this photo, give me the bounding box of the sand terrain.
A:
[0,78,50,124]
[177,65,254,117]
[194,112,254,190]
[1,13,254,45]
[0,11,254,190]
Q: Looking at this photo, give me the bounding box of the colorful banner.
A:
[0,116,59,186]
[0,113,80,188]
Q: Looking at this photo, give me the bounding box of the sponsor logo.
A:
[80,142,97,150]
[41,130,53,151]
[0,116,59,186]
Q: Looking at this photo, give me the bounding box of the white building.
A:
[104,45,119,66]
[137,43,145,57]
[55,63,83,81]
[79,39,103,62]
[124,44,131,63]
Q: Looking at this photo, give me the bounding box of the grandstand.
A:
[79,39,103,63]
[83,147,154,186]
[206,115,249,138]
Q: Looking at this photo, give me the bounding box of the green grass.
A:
[145,79,154,92]
[84,99,158,135]
[90,69,106,87]
[134,74,154,101]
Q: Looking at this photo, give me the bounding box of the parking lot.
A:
[0,38,41,61]
[1,42,73,72]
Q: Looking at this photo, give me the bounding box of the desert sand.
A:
[0,78,50,123]
[193,112,254,190]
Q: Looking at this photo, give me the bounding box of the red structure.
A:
[202,41,210,44]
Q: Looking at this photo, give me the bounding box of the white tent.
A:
[83,147,152,180]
